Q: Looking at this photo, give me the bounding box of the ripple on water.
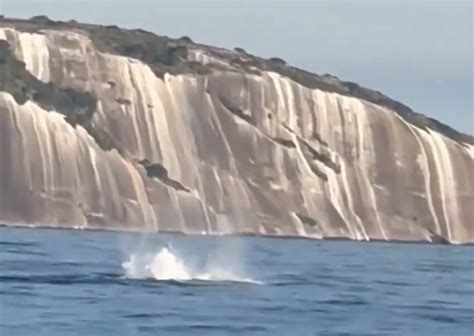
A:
[0,226,472,336]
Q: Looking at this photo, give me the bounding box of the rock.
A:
[234,47,248,54]
[0,16,472,243]
[178,36,194,44]
[30,15,54,25]
[269,57,287,66]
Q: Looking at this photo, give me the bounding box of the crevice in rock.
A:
[0,40,125,153]
[279,122,340,174]
[298,143,329,181]
[270,137,296,148]
[0,41,96,123]
[86,126,121,152]
[426,228,449,245]
[0,39,99,130]
[116,98,131,105]
[410,216,449,244]
[218,95,253,124]
[307,164,329,182]
[139,159,190,193]
[302,141,341,174]
[311,132,329,147]
[295,213,319,227]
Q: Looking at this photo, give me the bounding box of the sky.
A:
[1,0,472,134]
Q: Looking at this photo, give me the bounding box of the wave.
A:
[122,247,262,284]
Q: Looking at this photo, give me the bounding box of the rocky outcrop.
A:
[0,17,473,243]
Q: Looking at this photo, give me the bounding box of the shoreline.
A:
[1,222,471,247]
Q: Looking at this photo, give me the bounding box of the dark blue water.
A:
[0,227,472,335]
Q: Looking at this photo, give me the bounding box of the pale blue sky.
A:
[1,0,472,134]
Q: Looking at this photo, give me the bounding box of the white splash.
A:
[122,247,262,284]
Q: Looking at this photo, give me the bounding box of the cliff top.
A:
[1,15,472,145]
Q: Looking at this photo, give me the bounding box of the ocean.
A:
[0,226,472,335]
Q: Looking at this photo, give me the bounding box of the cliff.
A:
[0,16,472,243]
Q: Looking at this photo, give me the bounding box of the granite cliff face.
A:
[0,17,473,243]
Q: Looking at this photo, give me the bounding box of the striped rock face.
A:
[0,25,472,243]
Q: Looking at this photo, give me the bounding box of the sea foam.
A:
[122,247,262,284]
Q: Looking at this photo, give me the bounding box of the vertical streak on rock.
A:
[395,115,442,235]
[4,95,33,191]
[17,32,50,83]
[424,132,451,239]
[122,159,157,231]
[125,61,146,159]
[354,101,387,240]
[336,97,369,240]
[430,132,461,241]
[129,62,158,161]
[30,106,49,193]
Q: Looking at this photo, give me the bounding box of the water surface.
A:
[0,227,472,335]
